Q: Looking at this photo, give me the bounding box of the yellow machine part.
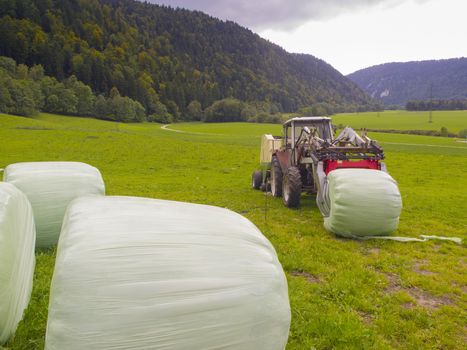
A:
[260,134,283,166]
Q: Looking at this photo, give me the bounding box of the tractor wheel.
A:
[270,156,283,197]
[282,167,302,208]
[260,180,271,192]
[252,170,262,190]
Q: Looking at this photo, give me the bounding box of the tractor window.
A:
[300,122,332,140]
[294,124,315,142]
[316,123,331,140]
[294,126,305,142]
[285,126,292,146]
[286,119,333,144]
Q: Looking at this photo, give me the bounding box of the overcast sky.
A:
[148,0,467,74]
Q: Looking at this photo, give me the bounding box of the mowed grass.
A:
[332,110,467,133]
[1,112,466,350]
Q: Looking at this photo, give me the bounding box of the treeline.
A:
[0,0,379,119]
[406,99,467,111]
[193,99,357,124]
[0,55,335,123]
[0,56,150,121]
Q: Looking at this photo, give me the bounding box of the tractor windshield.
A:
[294,121,332,142]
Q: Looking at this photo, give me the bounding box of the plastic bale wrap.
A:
[45,196,291,350]
[324,169,402,237]
[3,162,105,248]
[0,183,36,345]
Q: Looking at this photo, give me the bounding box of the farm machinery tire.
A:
[260,182,270,192]
[282,167,302,208]
[270,156,283,197]
[252,170,262,190]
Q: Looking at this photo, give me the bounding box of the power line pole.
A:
[428,83,433,123]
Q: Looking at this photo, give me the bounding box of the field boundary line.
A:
[382,141,467,149]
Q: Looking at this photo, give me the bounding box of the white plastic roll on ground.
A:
[3,162,105,249]
[324,168,402,238]
[45,196,291,350]
[0,183,36,345]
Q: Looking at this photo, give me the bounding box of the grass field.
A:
[332,110,467,133]
[1,112,466,349]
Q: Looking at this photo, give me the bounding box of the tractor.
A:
[252,117,387,213]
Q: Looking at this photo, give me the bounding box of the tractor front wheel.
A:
[283,167,302,208]
[252,170,262,190]
[270,157,283,197]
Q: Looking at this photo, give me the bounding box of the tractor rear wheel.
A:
[270,156,282,197]
[252,170,262,190]
[282,167,302,208]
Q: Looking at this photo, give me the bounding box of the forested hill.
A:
[348,58,467,106]
[0,0,376,120]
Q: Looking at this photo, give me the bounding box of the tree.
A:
[29,64,45,81]
[204,98,245,122]
[94,94,108,119]
[148,100,171,123]
[16,64,28,79]
[240,104,257,120]
[0,56,16,76]
[29,80,44,110]
[109,86,120,99]
[440,127,449,137]
[186,100,203,121]
[74,83,95,116]
[166,100,180,120]
[105,87,146,122]
[298,106,313,116]
[7,79,38,116]
[311,102,333,116]
[66,76,95,115]
[45,94,60,112]
[57,88,78,114]
[0,70,14,112]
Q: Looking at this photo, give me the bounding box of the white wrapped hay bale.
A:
[3,162,105,248]
[0,183,35,345]
[324,169,402,238]
[46,196,291,350]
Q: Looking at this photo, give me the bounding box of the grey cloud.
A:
[146,0,431,30]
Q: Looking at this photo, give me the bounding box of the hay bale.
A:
[324,169,402,237]
[3,162,105,248]
[46,196,290,350]
[0,183,35,345]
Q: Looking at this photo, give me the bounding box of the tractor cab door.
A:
[283,124,292,149]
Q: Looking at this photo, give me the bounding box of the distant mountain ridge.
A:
[0,0,376,119]
[347,58,467,106]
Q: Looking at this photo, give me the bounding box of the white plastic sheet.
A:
[3,162,105,248]
[324,169,402,237]
[46,196,291,350]
[0,183,35,345]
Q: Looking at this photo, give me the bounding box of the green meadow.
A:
[332,110,467,133]
[1,111,466,349]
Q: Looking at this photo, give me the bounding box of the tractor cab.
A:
[281,117,334,168]
[282,117,333,149]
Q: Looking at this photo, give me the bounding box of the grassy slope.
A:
[332,110,467,133]
[1,113,466,350]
